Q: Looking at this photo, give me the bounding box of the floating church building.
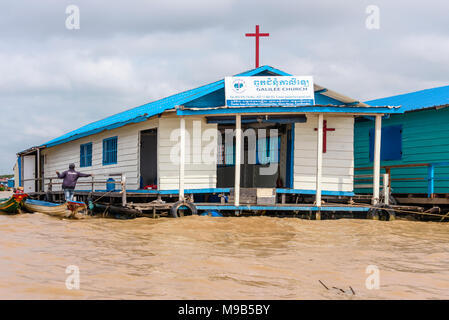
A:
[16,65,401,217]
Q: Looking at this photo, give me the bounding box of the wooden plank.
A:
[396,197,449,205]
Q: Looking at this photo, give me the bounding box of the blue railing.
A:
[355,162,449,198]
[427,162,449,197]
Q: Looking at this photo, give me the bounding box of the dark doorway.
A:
[140,129,157,188]
[216,123,290,188]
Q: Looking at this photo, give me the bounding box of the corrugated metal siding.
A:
[354,107,449,194]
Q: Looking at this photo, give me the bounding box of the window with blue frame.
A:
[257,135,280,164]
[103,137,118,165]
[216,132,235,166]
[369,125,402,161]
[80,143,92,167]
[218,133,280,166]
[224,137,235,165]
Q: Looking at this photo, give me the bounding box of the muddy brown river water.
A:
[0,212,448,299]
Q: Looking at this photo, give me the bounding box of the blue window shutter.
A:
[103,137,118,165]
[80,143,92,167]
[113,137,117,163]
[87,143,92,166]
[80,145,85,167]
[369,125,402,161]
[102,139,106,165]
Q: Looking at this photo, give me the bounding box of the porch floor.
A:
[194,203,369,212]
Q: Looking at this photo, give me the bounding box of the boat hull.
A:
[0,194,28,214]
[24,199,87,219]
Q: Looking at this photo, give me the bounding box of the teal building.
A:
[355,85,449,198]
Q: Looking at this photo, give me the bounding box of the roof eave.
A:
[176,105,402,116]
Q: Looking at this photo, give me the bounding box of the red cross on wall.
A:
[314,120,335,153]
[245,25,270,68]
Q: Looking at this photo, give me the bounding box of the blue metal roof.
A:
[365,85,449,112]
[40,65,398,149]
[42,65,288,148]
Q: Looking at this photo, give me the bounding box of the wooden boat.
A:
[24,199,87,219]
[0,193,28,214]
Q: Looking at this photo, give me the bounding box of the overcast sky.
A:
[0,0,448,174]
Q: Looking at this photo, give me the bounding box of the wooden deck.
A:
[193,203,369,212]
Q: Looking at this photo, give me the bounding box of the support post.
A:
[372,115,382,205]
[383,173,389,205]
[315,114,323,207]
[386,167,391,190]
[37,148,41,192]
[428,164,435,198]
[20,155,24,188]
[234,114,241,206]
[179,117,186,202]
[121,174,127,206]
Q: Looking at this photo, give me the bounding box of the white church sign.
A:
[225,76,315,107]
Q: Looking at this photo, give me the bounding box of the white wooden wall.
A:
[294,115,354,192]
[158,115,218,190]
[42,112,353,193]
[42,118,158,191]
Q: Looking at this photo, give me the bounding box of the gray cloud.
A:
[0,0,448,173]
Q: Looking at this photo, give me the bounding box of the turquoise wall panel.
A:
[354,107,449,194]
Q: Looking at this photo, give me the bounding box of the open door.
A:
[217,123,290,188]
[140,129,158,188]
[23,155,36,193]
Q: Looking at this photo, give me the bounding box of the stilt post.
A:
[37,148,41,192]
[315,114,323,207]
[373,115,382,205]
[383,173,389,205]
[234,114,242,206]
[179,117,186,202]
[427,164,435,198]
[121,174,127,206]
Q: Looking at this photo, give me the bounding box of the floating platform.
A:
[194,203,369,212]
[26,186,449,221]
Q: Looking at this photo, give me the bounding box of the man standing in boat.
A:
[56,163,92,201]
